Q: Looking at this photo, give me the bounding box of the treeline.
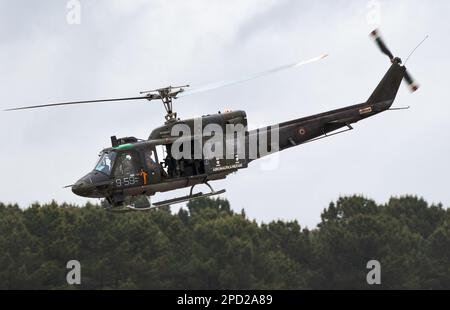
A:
[0,195,449,289]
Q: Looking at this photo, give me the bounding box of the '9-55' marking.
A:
[115,176,139,187]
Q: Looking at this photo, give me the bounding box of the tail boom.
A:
[246,62,406,161]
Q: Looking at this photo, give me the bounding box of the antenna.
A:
[405,35,429,65]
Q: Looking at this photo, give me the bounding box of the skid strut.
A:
[104,182,226,212]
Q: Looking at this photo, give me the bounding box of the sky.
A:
[0,0,449,228]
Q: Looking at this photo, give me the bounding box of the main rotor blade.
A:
[3,96,150,111]
[5,54,327,111]
[178,53,328,98]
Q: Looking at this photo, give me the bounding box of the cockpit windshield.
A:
[94,151,117,175]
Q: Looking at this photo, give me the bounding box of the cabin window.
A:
[144,149,158,169]
[113,152,139,176]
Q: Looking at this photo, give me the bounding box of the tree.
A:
[0,195,448,289]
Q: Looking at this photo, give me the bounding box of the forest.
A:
[0,195,449,289]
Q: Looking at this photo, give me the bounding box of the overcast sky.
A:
[0,0,449,228]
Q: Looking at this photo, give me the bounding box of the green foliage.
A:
[0,195,448,289]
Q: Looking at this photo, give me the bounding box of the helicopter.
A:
[5,29,425,211]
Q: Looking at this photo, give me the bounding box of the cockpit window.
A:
[95,151,117,175]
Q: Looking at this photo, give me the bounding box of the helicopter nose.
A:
[71,171,110,198]
[72,178,93,197]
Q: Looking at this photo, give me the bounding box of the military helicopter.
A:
[5,30,425,211]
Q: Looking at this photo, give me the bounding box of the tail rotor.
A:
[370,29,425,93]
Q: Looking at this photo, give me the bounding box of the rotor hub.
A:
[139,85,189,122]
[392,57,402,65]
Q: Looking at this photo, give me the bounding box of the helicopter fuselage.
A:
[71,61,406,209]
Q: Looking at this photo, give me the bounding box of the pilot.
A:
[98,157,112,174]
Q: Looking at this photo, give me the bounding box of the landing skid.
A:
[103,182,226,212]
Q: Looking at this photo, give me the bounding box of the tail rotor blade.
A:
[404,70,419,92]
[370,29,394,61]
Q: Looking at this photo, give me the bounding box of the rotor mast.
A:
[139,85,189,122]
